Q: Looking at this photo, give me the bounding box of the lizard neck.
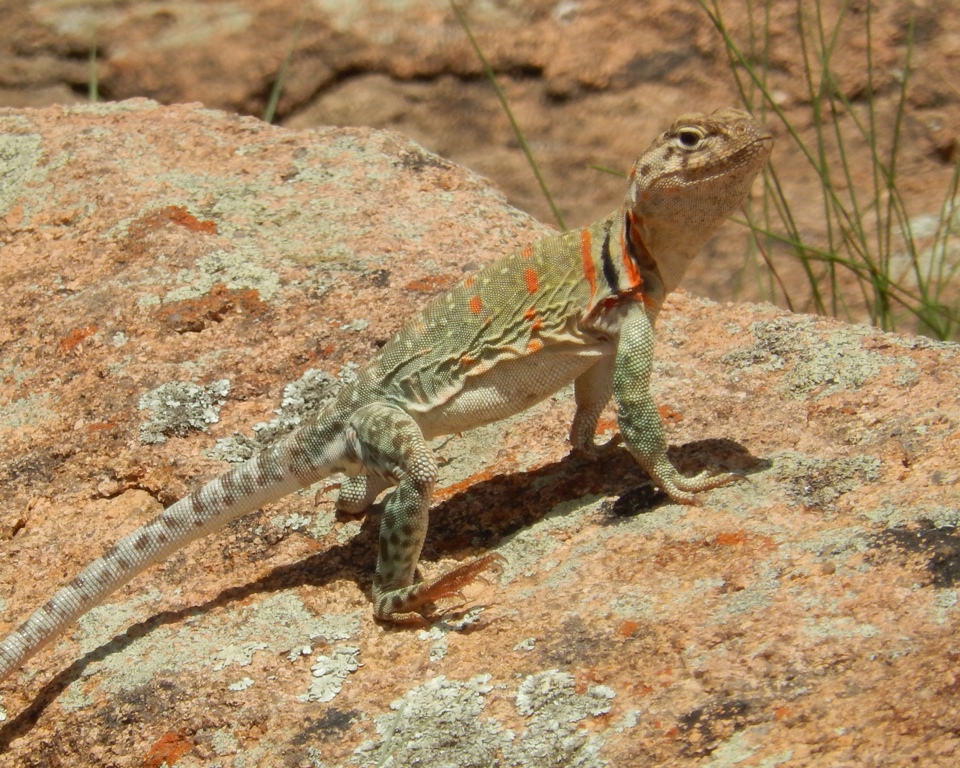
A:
[617,208,664,306]
[625,204,718,298]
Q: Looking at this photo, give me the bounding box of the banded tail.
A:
[0,420,345,683]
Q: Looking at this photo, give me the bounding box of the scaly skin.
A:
[0,108,772,683]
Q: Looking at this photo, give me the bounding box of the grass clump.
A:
[453,0,959,339]
[698,0,960,340]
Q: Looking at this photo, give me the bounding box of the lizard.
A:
[0,107,772,686]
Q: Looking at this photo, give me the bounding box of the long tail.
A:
[0,420,346,683]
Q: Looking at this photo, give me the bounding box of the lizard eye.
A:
[675,128,704,149]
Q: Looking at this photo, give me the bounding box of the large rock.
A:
[0,101,958,766]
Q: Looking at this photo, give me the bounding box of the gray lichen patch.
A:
[774,452,882,508]
[138,379,230,444]
[722,316,887,398]
[0,131,43,216]
[206,368,342,462]
[505,669,614,767]
[65,592,360,709]
[299,645,362,703]
[0,394,57,431]
[361,670,614,768]
[516,667,615,719]
[366,674,500,768]
[164,247,282,302]
[863,503,960,530]
[253,369,342,442]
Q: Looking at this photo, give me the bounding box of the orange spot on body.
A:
[524,308,544,331]
[523,267,538,294]
[579,228,597,300]
[468,295,483,315]
[459,354,477,366]
[526,339,543,353]
[464,275,475,288]
[520,244,534,259]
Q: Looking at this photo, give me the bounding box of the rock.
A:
[0,101,958,767]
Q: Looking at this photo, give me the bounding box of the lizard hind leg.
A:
[334,475,393,519]
[344,403,439,622]
[345,402,497,624]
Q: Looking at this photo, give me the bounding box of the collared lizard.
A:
[0,107,772,685]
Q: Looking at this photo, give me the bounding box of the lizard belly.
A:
[413,344,609,439]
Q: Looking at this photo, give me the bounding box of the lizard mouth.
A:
[708,133,774,178]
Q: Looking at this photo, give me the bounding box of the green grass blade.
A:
[263,17,305,125]
[88,38,99,103]
[450,1,565,230]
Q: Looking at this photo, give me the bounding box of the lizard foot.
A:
[657,470,745,506]
[376,553,505,625]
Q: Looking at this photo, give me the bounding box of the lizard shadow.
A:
[0,438,763,748]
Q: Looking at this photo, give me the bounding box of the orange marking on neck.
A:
[620,213,646,289]
[468,295,483,315]
[520,244,534,259]
[523,267,538,294]
[579,228,597,298]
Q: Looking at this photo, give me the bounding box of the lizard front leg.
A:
[613,305,738,504]
[569,355,615,453]
[346,403,498,623]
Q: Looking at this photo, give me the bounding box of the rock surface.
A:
[0,101,958,767]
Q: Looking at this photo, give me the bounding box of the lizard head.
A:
[625,108,773,296]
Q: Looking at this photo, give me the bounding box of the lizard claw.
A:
[656,471,744,506]
[377,553,505,624]
[414,553,505,602]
